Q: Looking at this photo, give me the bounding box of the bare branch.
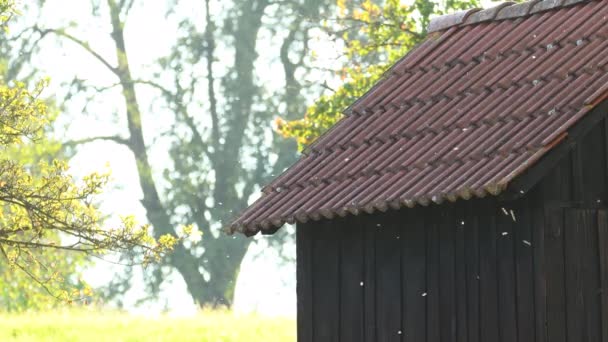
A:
[34,26,119,77]
[133,79,174,97]
[119,0,135,17]
[63,135,130,148]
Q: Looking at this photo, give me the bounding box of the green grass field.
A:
[0,309,296,341]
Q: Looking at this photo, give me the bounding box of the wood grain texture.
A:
[598,210,608,342]
[297,223,314,342]
[402,211,426,341]
[339,217,365,342]
[311,220,340,342]
[375,212,403,342]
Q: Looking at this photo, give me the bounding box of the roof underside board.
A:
[229,0,608,236]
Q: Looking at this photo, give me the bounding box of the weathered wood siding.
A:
[296,120,608,341]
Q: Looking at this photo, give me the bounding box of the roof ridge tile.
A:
[464,2,515,26]
[496,0,542,19]
[428,0,595,33]
[427,8,481,33]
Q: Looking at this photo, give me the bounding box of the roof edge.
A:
[427,0,592,33]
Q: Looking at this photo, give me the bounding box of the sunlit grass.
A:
[0,308,296,342]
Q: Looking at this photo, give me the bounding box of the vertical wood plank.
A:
[402,210,426,341]
[598,210,608,342]
[535,148,571,342]
[583,210,602,342]
[375,212,404,342]
[312,220,340,342]
[465,207,480,342]
[439,207,456,342]
[496,204,518,342]
[564,209,585,342]
[427,213,441,342]
[479,207,499,342]
[545,208,567,342]
[454,205,469,342]
[565,209,602,342]
[579,123,607,203]
[572,143,585,202]
[540,150,572,202]
[514,199,536,342]
[364,215,377,342]
[533,200,547,342]
[297,223,314,342]
[340,217,365,342]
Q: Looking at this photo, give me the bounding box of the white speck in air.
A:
[360,281,364,287]
[523,240,532,246]
[344,158,350,162]
[548,108,557,116]
[501,207,509,215]
[510,210,517,222]
[398,331,402,335]
[422,292,427,297]
[502,231,509,236]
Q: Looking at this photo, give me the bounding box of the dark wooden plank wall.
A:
[296,119,608,341]
[298,199,539,342]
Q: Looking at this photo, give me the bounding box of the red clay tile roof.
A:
[229,0,608,236]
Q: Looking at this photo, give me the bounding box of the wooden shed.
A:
[229,0,608,341]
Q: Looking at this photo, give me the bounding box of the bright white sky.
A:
[17,0,498,317]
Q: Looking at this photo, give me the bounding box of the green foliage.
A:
[0,52,85,311]
[0,2,182,308]
[0,0,16,30]
[0,309,296,342]
[277,0,481,149]
[0,245,88,312]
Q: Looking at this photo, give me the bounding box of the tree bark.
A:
[106,0,213,306]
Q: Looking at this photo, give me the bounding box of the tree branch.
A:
[34,26,119,77]
[63,135,130,148]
